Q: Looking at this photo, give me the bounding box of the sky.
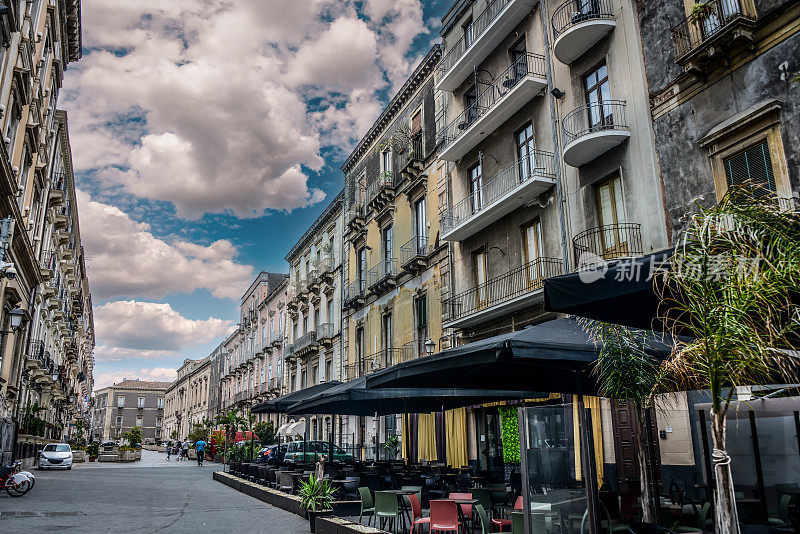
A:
[64,0,448,390]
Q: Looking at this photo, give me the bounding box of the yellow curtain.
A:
[417,413,438,461]
[572,396,604,485]
[444,407,468,468]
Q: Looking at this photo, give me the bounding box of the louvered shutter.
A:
[724,141,776,197]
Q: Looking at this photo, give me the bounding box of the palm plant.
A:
[583,320,661,523]
[215,409,240,467]
[659,189,800,534]
[298,474,337,512]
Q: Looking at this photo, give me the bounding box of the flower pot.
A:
[307,510,333,533]
[88,456,97,462]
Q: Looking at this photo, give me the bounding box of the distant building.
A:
[164,358,211,441]
[91,380,169,443]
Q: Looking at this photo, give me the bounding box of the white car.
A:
[39,443,73,470]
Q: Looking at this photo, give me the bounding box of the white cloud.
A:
[76,189,254,301]
[63,0,431,219]
[94,367,178,391]
[94,300,234,352]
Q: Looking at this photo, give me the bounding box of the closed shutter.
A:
[724,141,776,197]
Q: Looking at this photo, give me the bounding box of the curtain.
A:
[573,396,604,485]
[401,414,408,460]
[417,413,438,461]
[445,407,468,468]
[435,411,447,462]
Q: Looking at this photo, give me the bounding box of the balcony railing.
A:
[344,279,366,303]
[552,0,615,39]
[438,53,546,151]
[399,130,426,172]
[269,376,280,389]
[563,100,628,144]
[441,152,556,235]
[293,330,318,353]
[316,322,334,341]
[367,258,398,289]
[671,0,751,61]
[365,171,394,206]
[319,257,334,276]
[572,223,642,268]
[442,257,563,323]
[400,235,429,266]
[440,0,514,76]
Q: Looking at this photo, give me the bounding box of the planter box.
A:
[72,451,86,462]
[98,454,119,462]
[118,450,135,462]
[315,517,384,534]
[134,450,141,459]
[188,449,197,459]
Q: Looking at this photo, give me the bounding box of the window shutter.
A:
[724,141,776,197]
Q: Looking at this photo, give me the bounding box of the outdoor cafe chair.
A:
[342,476,360,498]
[449,492,474,531]
[492,496,523,532]
[476,503,491,534]
[375,490,402,533]
[409,493,431,534]
[402,485,423,512]
[472,488,493,518]
[257,466,268,485]
[279,472,295,494]
[358,487,375,526]
[430,499,463,534]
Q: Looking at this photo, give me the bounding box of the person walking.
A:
[182,440,189,460]
[175,440,182,461]
[166,440,172,460]
[195,438,207,466]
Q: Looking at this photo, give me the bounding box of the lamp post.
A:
[1,306,25,334]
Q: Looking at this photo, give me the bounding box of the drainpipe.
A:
[539,1,570,271]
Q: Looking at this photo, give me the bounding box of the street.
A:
[0,450,308,533]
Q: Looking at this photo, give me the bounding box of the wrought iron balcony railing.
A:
[572,223,642,269]
[442,257,563,323]
[563,100,628,144]
[551,0,615,39]
[367,258,398,290]
[438,53,546,150]
[671,0,752,62]
[293,330,318,353]
[441,152,556,235]
[344,278,366,303]
[400,235,429,266]
[365,171,394,206]
[440,0,514,76]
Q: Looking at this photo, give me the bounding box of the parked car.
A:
[283,441,354,463]
[39,443,73,470]
[256,444,286,465]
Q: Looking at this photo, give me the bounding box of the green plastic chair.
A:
[375,490,401,533]
[472,488,493,518]
[511,511,525,534]
[358,487,375,526]
[475,503,491,534]
[401,485,423,512]
[531,512,548,534]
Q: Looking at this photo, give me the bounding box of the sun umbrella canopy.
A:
[365,318,675,395]
[251,381,341,413]
[286,376,546,416]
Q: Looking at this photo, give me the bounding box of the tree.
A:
[215,409,240,466]
[123,426,142,448]
[584,320,661,523]
[188,423,207,443]
[660,190,800,534]
[254,420,276,445]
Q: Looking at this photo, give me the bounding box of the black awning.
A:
[285,376,546,416]
[543,249,675,331]
[365,318,675,395]
[251,381,341,413]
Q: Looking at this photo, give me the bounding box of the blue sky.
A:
[62,0,447,389]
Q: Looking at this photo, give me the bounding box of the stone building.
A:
[255,274,289,425]
[164,357,211,441]
[91,380,168,444]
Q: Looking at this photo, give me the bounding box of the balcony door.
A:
[356,326,365,375]
[357,247,367,292]
[474,249,488,308]
[381,313,393,355]
[575,0,601,20]
[381,149,392,181]
[464,85,478,126]
[411,109,423,156]
[509,38,528,84]
[469,162,483,214]
[415,196,427,254]
[382,225,393,274]
[414,295,428,358]
[516,123,536,182]
[523,219,543,286]
[596,174,628,258]
[584,62,613,132]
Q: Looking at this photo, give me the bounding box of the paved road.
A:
[0,449,308,533]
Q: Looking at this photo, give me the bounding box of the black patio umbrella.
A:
[365,317,675,395]
[251,381,341,414]
[543,249,677,332]
[285,376,546,416]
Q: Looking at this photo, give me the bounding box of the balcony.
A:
[551,0,616,65]
[562,101,630,167]
[269,376,281,391]
[437,0,540,92]
[293,330,318,356]
[398,130,427,182]
[319,257,334,282]
[572,223,642,269]
[442,257,563,329]
[316,322,334,346]
[367,258,398,294]
[671,0,755,68]
[307,268,320,293]
[343,279,366,309]
[365,171,395,214]
[400,235,431,274]
[441,153,556,241]
[439,53,547,162]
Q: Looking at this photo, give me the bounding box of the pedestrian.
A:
[195,438,207,466]
[166,440,172,460]
[182,440,189,460]
[175,440,182,461]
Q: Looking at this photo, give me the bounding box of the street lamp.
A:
[1,306,25,334]
[424,338,435,356]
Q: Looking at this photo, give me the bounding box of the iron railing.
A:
[562,100,628,144]
[672,0,750,60]
[399,129,426,171]
[552,0,615,39]
[344,358,375,380]
[439,53,546,150]
[28,340,45,362]
[572,223,642,268]
[344,279,365,303]
[367,258,398,289]
[400,235,429,265]
[316,322,334,341]
[442,257,563,322]
[39,249,55,271]
[441,152,556,235]
[440,0,514,76]
[319,257,334,275]
[293,331,318,353]
[365,170,394,206]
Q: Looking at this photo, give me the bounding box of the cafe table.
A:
[449,497,479,529]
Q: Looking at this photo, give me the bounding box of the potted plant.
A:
[384,434,401,460]
[298,474,337,533]
[87,442,99,462]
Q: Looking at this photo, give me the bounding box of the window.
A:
[473,250,488,307]
[411,109,423,149]
[156,416,162,428]
[137,396,145,408]
[596,174,628,257]
[326,299,334,323]
[516,123,537,180]
[293,320,298,341]
[116,415,123,426]
[723,141,776,197]
[584,62,613,131]
[302,314,308,335]
[136,415,143,427]
[312,364,318,385]
[357,247,367,291]
[117,396,125,408]
[382,225,393,267]
[313,308,320,330]
[356,327,365,362]
[415,295,428,357]
[328,237,335,258]
[301,370,307,388]
[509,37,528,83]
[382,313,393,350]
[381,150,392,178]
[414,197,427,253]
[463,17,475,47]
[469,163,483,213]
[523,220,543,284]
[325,359,332,382]
[464,85,478,125]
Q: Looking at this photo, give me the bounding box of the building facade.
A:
[255,275,289,425]
[91,380,168,444]
[164,357,211,441]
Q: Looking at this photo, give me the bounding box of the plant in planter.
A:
[87,442,99,462]
[689,1,714,23]
[298,474,337,533]
[498,406,521,482]
[384,434,401,460]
